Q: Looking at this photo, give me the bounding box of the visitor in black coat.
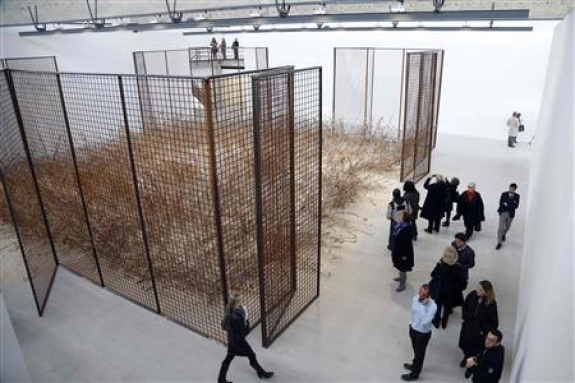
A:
[442,177,460,227]
[218,292,274,383]
[429,246,464,329]
[403,180,420,241]
[392,211,414,292]
[420,175,447,233]
[465,329,505,383]
[459,281,499,367]
[454,182,485,240]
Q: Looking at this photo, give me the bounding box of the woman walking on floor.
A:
[218,292,274,383]
[458,281,499,368]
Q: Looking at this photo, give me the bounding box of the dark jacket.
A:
[403,190,420,220]
[222,307,253,356]
[445,182,460,212]
[497,192,520,218]
[420,178,447,220]
[391,224,414,272]
[457,191,485,226]
[459,291,499,357]
[429,262,464,307]
[453,243,476,282]
[468,345,505,383]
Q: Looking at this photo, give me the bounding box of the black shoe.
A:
[432,318,439,328]
[387,245,393,251]
[424,228,433,233]
[401,373,419,381]
[257,371,274,379]
[452,215,461,221]
[442,221,450,227]
[441,321,447,329]
[502,234,506,242]
[433,227,440,233]
[495,244,502,250]
[403,363,413,371]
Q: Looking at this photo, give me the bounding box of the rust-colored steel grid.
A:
[10,70,103,285]
[432,51,444,149]
[400,53,422,182]
[0,70,58,315]
[413,53,437,182]
[58,73,159,311]
[122,74,227,342]
[253,67,322,348]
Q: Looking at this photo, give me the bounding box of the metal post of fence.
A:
[316,67,323,298]
[369,48,375,124]
[427,53,438,171]
[331,48,337,123]
[399,54,411,182]
[56,72,104,287]
[117,75,162,314]
[363,48,369,124]
[204,78,229,309]
[433,51,445,149]
[287,70,297,292]
[5,70,59,267]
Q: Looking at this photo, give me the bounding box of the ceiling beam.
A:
[18,10,531,36]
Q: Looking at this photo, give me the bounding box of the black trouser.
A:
[465,222,481,239]
[409,326,432,377]
[218,344,265,382]
[427,218,441,232]
[434,302,452,327]
[444,209,452,224]
[388,221,395,250]
[411,219,418,240]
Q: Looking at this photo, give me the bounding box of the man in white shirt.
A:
[506,112,519,148]
[402,284,438,381]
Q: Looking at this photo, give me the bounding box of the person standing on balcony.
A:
[210,37,218,59]
[232,38,240,60]
[220,38,227,59]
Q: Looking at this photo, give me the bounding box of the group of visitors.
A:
[210,37,240,60]
[506,111,524,148]
[384,176,520,382]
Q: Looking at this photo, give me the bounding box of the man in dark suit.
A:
[495,183,520,250]
[465,329,505,383]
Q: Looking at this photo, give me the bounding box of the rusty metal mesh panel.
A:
[432,51,444,148]
[208,72,261,329]
[275,67,321,346]
[400,53,421,182]
[122,75,226,342]
[3,56,58,72]
[0,70,57,315]
[10,70,102,285]
[59,73,158,310]
[413,53,436,182]
[253,69,296,346]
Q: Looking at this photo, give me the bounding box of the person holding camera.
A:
[465,329,505,383]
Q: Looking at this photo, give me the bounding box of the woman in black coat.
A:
[442,177,460,227]
[454,182,485,240]
[218,292,274,383]
[429,246,464,329]
[420,175,447,233]
[403,180,420,241]
[391,211,414,292]
[458,280,499,367]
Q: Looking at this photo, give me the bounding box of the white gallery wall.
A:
[0,21,557,141]
[511,10,574,382]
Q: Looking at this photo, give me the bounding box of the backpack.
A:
[386,199,411,221]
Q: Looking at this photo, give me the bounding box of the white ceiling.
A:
[1,0,573,26]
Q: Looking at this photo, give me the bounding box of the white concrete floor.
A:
[1,133,531,382]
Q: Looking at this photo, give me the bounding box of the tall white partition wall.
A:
[511,10,574,382]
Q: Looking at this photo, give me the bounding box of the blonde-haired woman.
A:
[458,281,499,368]
[218,292,274,383]
[428,246,464,329]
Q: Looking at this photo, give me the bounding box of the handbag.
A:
[519,124,525,132]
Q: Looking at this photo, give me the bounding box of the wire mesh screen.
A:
[401,52,438,183]
[432,51,444,148]
[10,70,103,285]
[413,53,436,181]
[122,75,226,342]
[0,70,57,315]
[208,71,261,329]
[253,69,297,346]
[58,73,158,310]
[260,68,322,346]
[2,56,58,72]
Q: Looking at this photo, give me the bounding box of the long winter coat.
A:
[429,262,464,307]
[459,291,499,357]
[403,190,420,220]
[444,182,459,213]
[457,191,485,227]
[391,224,414,272]
[420,178,446,221]
[222,307,254,356]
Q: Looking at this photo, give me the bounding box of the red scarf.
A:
[467,190,476,201]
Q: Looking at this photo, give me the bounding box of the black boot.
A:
[257,371,274,379]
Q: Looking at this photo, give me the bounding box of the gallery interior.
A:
[0,1,573,382]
